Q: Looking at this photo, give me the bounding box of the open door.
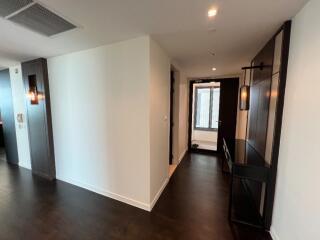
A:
[217,78,239,152]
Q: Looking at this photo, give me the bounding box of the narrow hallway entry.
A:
[153,153,272,240]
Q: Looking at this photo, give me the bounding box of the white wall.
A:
[192,130,217,143]
[47,36,171,211]
[9,65,31,169]
[149,39,170,206]
[48,36,151,210]
[271,1,320,239]
[170,68,189,165]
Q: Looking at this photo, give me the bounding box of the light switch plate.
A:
[17,113,24,123]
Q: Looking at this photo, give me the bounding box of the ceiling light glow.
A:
[212,67,217,71]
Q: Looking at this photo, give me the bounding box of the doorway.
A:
[188,78,239,153]
[168,70,177,177]
[0,116,6,162]
[191,82,220,151]
[0,69,19,165]
[169,70,174,165]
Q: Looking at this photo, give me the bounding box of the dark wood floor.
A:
[0,153,272,240]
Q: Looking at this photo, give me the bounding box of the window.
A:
[194,87,220,131]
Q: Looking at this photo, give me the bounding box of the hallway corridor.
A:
[0,154,271,239]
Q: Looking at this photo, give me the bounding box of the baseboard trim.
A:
[178,148,188,163]
[18,162,31,170]
[149,177,169,211]
[56,176,150,211]
[270,227,280,240]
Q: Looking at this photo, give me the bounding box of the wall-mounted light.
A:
[26,75,44,105]
[239,62,271,111]
[208,8,218,18]
[240,84,250,111]
[239,68,250,111]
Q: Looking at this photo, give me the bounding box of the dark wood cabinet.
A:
[223,138,271,228]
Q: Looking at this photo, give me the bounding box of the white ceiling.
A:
[0,0,308,77]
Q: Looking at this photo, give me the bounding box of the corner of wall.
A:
[149,37,171,207]
[48,37,153,211]
[270,227,280,240]
[149,177,169,211]
[56,176,151,212]
[9,64,32,170]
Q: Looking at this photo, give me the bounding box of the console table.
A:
[223,138,271,228]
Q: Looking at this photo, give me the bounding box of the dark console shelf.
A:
[231,178,264,227]
[223,138,271,228]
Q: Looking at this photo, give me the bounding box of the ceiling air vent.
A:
[0,1,77,37]
[0,0,33,17]
[9,3,77,36]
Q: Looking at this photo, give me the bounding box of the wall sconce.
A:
[239,62,271,111]
[26,75,44,105]
[240,84,250,111]
[239,68,250,111]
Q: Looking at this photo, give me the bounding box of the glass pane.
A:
[210,88,220,129]
[195,88,210,128]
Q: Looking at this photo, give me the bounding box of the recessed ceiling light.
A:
[212,67,217,71]
[208,9,217,18]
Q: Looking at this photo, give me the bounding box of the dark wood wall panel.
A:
[22,58,55,180]
[246,39,275,226]
[244,21,291,230]
[248,39,274,157]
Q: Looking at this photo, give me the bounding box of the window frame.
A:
[193,86,220,132]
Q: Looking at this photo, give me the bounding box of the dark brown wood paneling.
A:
[22,58,55,180]
[264,21,292,229]
[247,39,275,157]
[244,21,291,230]
[246,40,275,229]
